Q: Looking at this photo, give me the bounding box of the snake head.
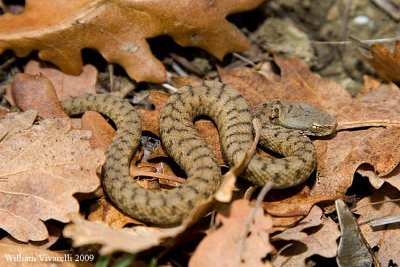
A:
[271,100,337,136]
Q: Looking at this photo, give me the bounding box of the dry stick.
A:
[232,52,256,66]
[370,0,400,20]
[237,181,273,266]
[130,167,186,184]
[337,119,400,131]
[340,0,352,42]
[351,198,400,212]
[311,37,400,45]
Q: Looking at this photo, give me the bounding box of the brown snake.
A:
[61,80,337,226]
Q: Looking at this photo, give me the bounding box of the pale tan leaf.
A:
[189,199,274,267]
[0,113,104,242]
[0,109,37,140]
[63,214,186,255]
[25,60,97,100]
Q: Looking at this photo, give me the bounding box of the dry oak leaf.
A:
[25,60,97,100]
[219,56,400,197]
[263,185,337,227]
[271,206,340,267]
[10,73,69,119]
[355,184,400,266]
[0,0,263,83]
[365,41,400,83]
[189,199,274,267]
[0,113,104,242]
[63,214,186,255]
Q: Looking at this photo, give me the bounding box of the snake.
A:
[61,80,337,226]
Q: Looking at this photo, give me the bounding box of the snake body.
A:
[61,81,336,225]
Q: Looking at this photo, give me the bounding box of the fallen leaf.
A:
[0,222,63,250]
[63,214,186,255]
[10,73,68,119]
[355,184,400,266]
[0,113,104,242]
[219,57,400,198]
[336,199,375,267]
[189,199,274,267]
[87,198,143,228]
[25,60,97,100]
[0,109,37,140]
[263,185,337,218]
[271,206,340,267]
[0,0,263,82]
[365,41,400,83]
[81,111,115,152]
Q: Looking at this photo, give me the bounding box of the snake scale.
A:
[61,80,337,226]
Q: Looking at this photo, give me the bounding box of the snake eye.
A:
[311,124,321,133]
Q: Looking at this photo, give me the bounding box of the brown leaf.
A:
[87,198,143,228]
[81,111,115,152]
[0,0,263,82]
[0,113,104,242]
[263,185,337,218]
[63,214,186,255]
[189,199,274,267]
[220,57,400,198]
[355,184,400,265]
[366,41,400,83]
[11,73,68,118]
[271,206,340,267]
[25,60,97,100]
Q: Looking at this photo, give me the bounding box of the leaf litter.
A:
[1,1,400,266]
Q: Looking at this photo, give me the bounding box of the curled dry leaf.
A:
[263,185,335,220]
[0,0,262,82]
[336,199,375,267]
[63,214,186,255]
[0,113,104,242]
[365,41,400,83]
[220,56,400,198]
[11,73,68,119]
[355,184,400,265]
[25,60,97,100]
[271,206,340,267]
[189,199,274,267]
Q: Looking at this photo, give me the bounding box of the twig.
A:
[310,36,400,45]
[232,53,256,66]
[161,83,178,93]
[370,0,400,21]
[337,119,400,131]
[351,198,400,212]
[130,167,186,184]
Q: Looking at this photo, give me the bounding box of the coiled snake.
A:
[61,81,337,226]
